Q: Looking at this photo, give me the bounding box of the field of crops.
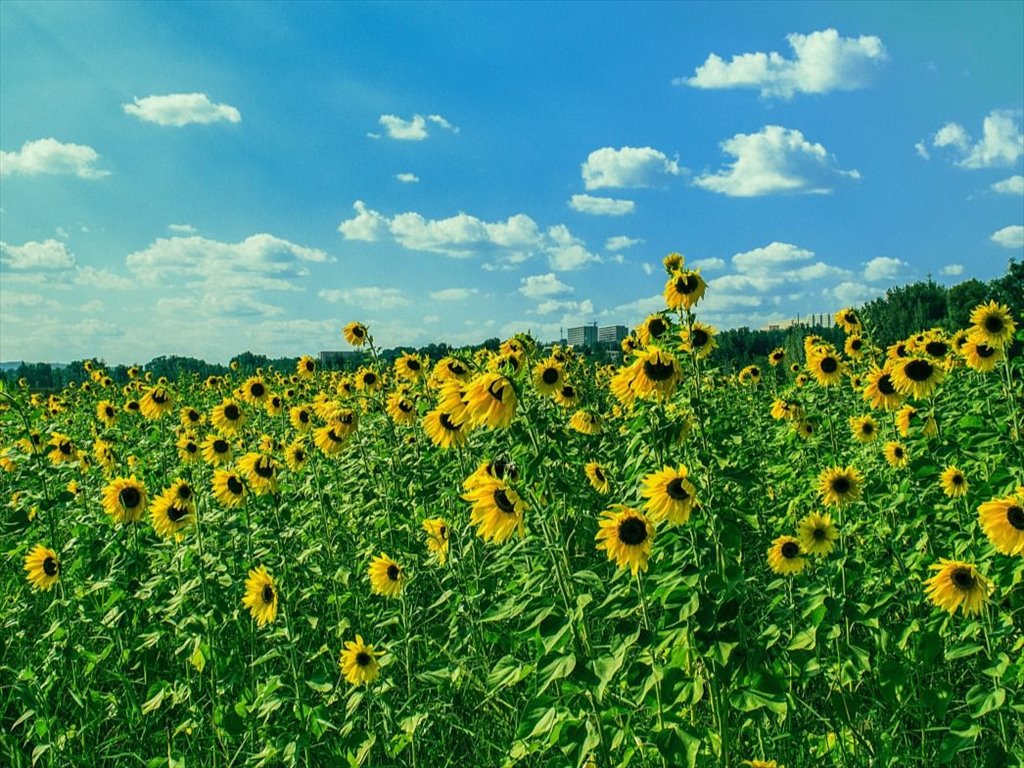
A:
[2,257,1022,768]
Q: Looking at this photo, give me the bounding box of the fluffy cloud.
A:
[992,175,1024,195]
[940,264,964,276]
[533,298,594,316]
[569,194,635,216]
[695,126,859,196]
[318,287,410,308]
[692,257,726,271]
[395,172,420,183]
[373,113,458,141]
[1,138,110,178]
[991,225,1024,249]
[679,28,887,99]
[831,281,882,306]
[731,241,814,273]
[123,93,241,126]
[546,225,601,270]
[429,287,478,301]
[581,146,681,190]
[605,236,642,251]
[519,273,572,299]
[0,239,76,270]
[863,256,907,282]
[168,223,197,233]
[928,111,1023,169]
[338,201,391,242]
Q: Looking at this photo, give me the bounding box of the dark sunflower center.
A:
[812,527,827,541]
[648,318,667,337]
[781,541,800,559]
[487,379,506,402]
[560,385,576,398]
[844,312,856,325]
[105,406,115,417]
[692,329,709,347]
[925,341,948,357]
[618,516,648,546]
[850,339,862,351]
[178,485,193,500]
[594,467,605,483]
[386,564,400,581]
[153,391,168,404]
[831,477,851,494]
[878,374,896,395]
[214,439,229,453]
[272,397,282,408]
[327,429,343,443]
[493,489,516,514]
[1007,505,1024,531]
[398,400,413,413]
[904,359,933,382]
[449,361,466,375]
[977,344,996,359]
[950,568,975,590]
[643,359,675,382]
[119,487,141,509]
[675,275,699,295]
[820,357,838,374]
[167,505,188,522]
[294,450,305,462]
[255,458,274,478]
[261,584,275,604]
[188,410,199,421]
[542,367,559,385]
[983,315,1004,333]
[250,383,265,398]
[299,410,309,423]
[355,651,371,667]
[353,326,365,338]
[224,404,240,421]
[363,373,377,385]
[186,442,197,453]
[439,413,461,432]
[128,402,140,410]
[305,360,315,371]
[894,447,904,458]
[407,359,421,371]
[665,478,690,501]
[439,525,448,539]
[862,423,874,434]
[951,474,964,486]
[59,441,72,454]
[43,557,58,576]
[227,476,244,495]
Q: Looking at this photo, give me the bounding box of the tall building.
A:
[598,325,628,345]
[566,324,598,348]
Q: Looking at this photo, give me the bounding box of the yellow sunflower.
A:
[834,308,862,334]
[343,321,369,347]
[238,452,279,495]
[640,465,697,525]
[891,356,945,400]
[265,394,285,417]
[463,478,527,544]
[211,469,247,508]
[422,518,450,565]
[47,433,77,465]
[977,494,1024,555]
[862,366,903,411]
[939,466,968,498]
[663,269,706,310]
[355,367,383,392]
[339,635,383,686]
[883,441,910,468]
[895,404,937,438]
[139,386,174,420]
[817,466,863,507]
[394,352,425,382]
[738,365,762,386]
[924,560,989,616]
[96,400,118,426]
[211,399,246,435]
[284,441,307,473]
[314,421,351,456]
[807,348,846,387]
[24,544,60,591]
[569,410,602,435]
[386,392,418,424]
[663,252,684,272]
[585,461,611,494]
[849,414,879,443]
[240,376,269,404]
[101,476,148,523]
[150,482,196,540]
[595,505,656,575]
[963,339,1003,373]
[680,322,718,359]
[632,346,681,400]
[767,536,806,575]
[368,553,405,597]
[242,566,278,626]
[463,458,520,491]
[433,355,472,383]
[636,314,672,346]
[423,408,468,449]
[532,358,565,396]
[796,512,838,556]
[462,373,517,429]
[843,335,865,359]
[289,405,313,433]
[296,355,317,378]
[969,300,1016,348]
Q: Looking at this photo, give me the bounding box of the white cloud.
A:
[123,93,241,126]
[933,123,970,150]
[991,225,1024,249]
[692,257,726,271]
[423,315,440,324]
[863,256,907,282]
[317,287,410,309]
[0,239,76,270]
[731,241,814,273]
[569,194,635,216]
[931,111,1024,169]
[940,264,964,276]
[581,146,681,189]
[429,287,477,301]
[831,281,882,306]
[1,138,110,178]
[168,223,197,233]
[546,225,601,271]
[338,200,390,242]
[519,273,572,299]
[605,235,642,251]
[914,141,930,160]
[0,291,60,309]
[375,113,458,141]
[75,266,134,290]
[641,263,655,275]
[427,114,459,133]
[395,172,420,183]
[679,28,887,99]
[695,126,859,196]
[992,175,1024,195]
[534,298,594,316]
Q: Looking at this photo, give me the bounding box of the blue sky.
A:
[1,0,1022,363]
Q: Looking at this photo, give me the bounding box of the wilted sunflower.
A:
[641,465,697,525]
[977,494,1024,555]
[633,346,681,400]
[422,518,450,564]
[151,482,196,540]
[969,300,1016,348]
[817,466,863,507]
[569,410,602,435]
[834,307,862,335]
[664,269,706,311]
[585,461,610,494]
[891,356,945,400]
[532,358,565,396]
[343,321,369,347]
[963,339,1003,373]
[924,560,989,616]
[767,347,786,367]
[939,466,968,498]
[239,452,279,495]
[47,433,77,465]
[463,478,527,544]
[296,355,317,378]
[394,352,425,382]
[883,441,910,468]
[423,408,468,449]
[368,553,405,597]
[212,469,246,508]
[849,415,879,443]
[340,635,383,686]
[242,566,278,626]
[595,505,655,575]
[139,386,174,419]
[681,322,718,359]
[463,373,517,429]
[767,535,806,575]
[663,252,684,272]
[211,399,246,435]
[96,400,118,426]
[738,365,762,386]
[808,348,845,387]
[201,434,233,466]
[101,476,148,523]
[24,544,60,591]
[796,512,838,556]
[637,313,671,346]
[862,366,903,411]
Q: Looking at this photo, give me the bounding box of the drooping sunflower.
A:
[532,358,565,396]
[343,321,369,347]
[24,544,60,591]
[314,421,352,456]
[664,269,706,311]
[242,566,278,626]
[738,365,762,386]
[891,356,945,400]
[807,348,846,387]
[47,433,77,465]
[641,465,697,525]
[767,536,806,575]
[394,352,425,382]
[422,408,468,449]
[796,512,838,556]
[283,441,307,473]
[433,355,472,383]
[553,383,580,409]
[817,466,863,507]
[463,478,527,544]
[977,494,1024,555]
[339,635,383,686]
[150,482,196,540]
[296,355,317,378]
[663,252,684,272]
[368,553,405,598]
[680,322,718,359]
[569,410,602,435]
[862,366,903,411]
[239,452,279,495]
[92,439,117,471]
[939,466,968,498]
[585,461,611,494]
[963,339,1003,373]
[463,458,520,491]
[609,363,639,409]
[211,399,246,435]
[211,469,247,508]
[96,400,118,426]
[849,414,879,443]
[924,560,989,616]
[633,346,681,400]
[834,308,862,335]
[463,373,517,429]
[883,441,910,468]
[969,300,1016,348]
[595,505,656,575]
[101,476,148,523]
[636,314,672,347]
[201,434,233,466]
[139,386,174,420]
[422,518,450,565]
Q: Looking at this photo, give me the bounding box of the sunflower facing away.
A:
[977,494,1024,555]
[585,461,611,494]
[422,518,450,565]
[595,505,656,575]
[101,476,148,523]
[24,544,60,591]
[242,566,279,626]
[641,465,697,525]
[463,478,527,544]
[939,466,968,498]
[368,553,405,598]
[767,536,806,575]
[340,635,383,686]
[817,466,864,507]
[924,560,990,616]
[796,512,838,557]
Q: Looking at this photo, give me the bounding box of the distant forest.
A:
[4,259,1020,390]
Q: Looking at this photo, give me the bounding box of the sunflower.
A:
[834,308,862,335]
[47,433,77,465]
[891,356,945,400]
[463,478,527,544]
[969,300,1016,348]
[289,405,313,433]
[843,335,865,359]
[743,761,782,768]
[767,347,786,367]
[924,560,989,616]
[817,466,863,507]
[96,400,118,426]
[101,476,148,523]
[179,407,203,429]
[422,518,450,564]
[281,440,306,473]
[265,394,285,417]
[895,404,937,438]
[201,434,233,466]
[242,566,278,626]
[240,377,269,405]
[664,269,706,311]
[862,366,903,411]
[637,314,672,346]
[663,252,684,273]
[212,469,247,508]
[609,363,639,408]
[681,322,718,359]
[355,368,383,392]
[808,348,845,387]
[296,355,317,378]
[340,635,383,686]
[314,421,352,456]
[849,415,879,443]
[463,373,517,429]
[343,321,369,347]
[463,458,520,491]
[641,465,697,525]
[368,553,405,598]
[977,494,1024,555]
[433,355,472,384]
[151,483,196,540]
[24,544,60,591]
[239,452,279,495]
[595,505,655,575]
[939,466,968,498]
[621,334,640,355]
[139,386,174,420]
[794,420,815,440]
[963,339,1003,373]
[585,461,610,494]
[796,512,838,556]
[211,399,246,435]
[767,536,806,575]
[770,398,803,422]
[394,353,425,382]
[93,439,117,471]
[632,346,681,400]
[423,408,468,449]
[532,359,565,396]
[883,441,910,468]
[738,365,762,386]
[553,383,580,409]
[569,410,602,435]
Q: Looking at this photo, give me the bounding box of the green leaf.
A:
[537,654,576,696]
[945,642,984,661]
[966,684,1005,718]
[938,715,980,762]
[486,655,534,691]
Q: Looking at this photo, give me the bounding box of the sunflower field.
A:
[2,255,1022,768]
